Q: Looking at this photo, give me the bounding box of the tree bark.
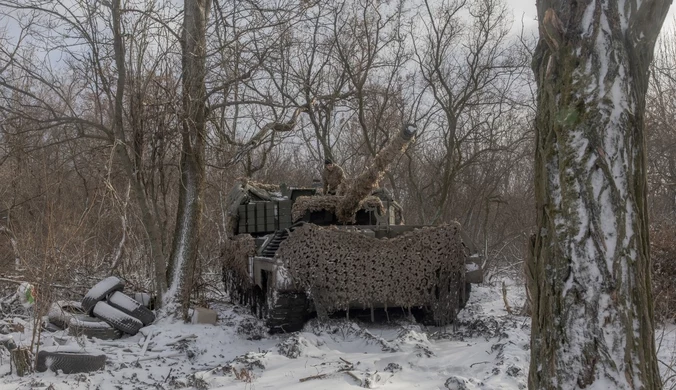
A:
[111,0,168,301]
[165,0,211,319]
[529,1,670,389]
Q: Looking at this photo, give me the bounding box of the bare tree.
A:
[0,0,182,301]
[163,0,211,317]
[647,32,676,226]
[528,1,670,388]
[644,26,676,326]
[410,0,528,226]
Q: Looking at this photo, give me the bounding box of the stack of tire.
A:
[80,276,155,337]
[47,276,155,340]
[38,277,156,373]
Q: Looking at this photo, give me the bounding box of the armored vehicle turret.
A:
[222,123,483,332]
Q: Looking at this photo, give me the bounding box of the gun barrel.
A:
[336,124,417,223]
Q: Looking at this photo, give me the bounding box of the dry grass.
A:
[652,224,676,324]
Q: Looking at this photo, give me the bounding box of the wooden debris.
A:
[299,373,329,382]
[502,281,513,314]
[140,329,154,357]
[10,347,32,376]
[166,334,197,345]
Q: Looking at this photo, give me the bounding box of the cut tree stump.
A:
[11,348,32,376]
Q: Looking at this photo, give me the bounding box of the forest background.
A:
[0,0,674,321]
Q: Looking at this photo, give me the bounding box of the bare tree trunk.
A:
[110,0,168,301]
[529,1,670,389]
[165,0,211,318]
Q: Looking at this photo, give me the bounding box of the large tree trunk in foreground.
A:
[165,0,211,318]
[529,1,670,389]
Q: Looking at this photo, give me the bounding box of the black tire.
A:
[0,335,17,351]
[81,276,125,314]
[266,292,309,334]
[107,291,155,326]
[36,349,106,374]
[47,301,85,329]
[68,314,122,340]
[92,301,143,335]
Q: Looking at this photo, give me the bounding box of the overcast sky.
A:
[504,0,676,34]
[2,1,676,60]
[505,0,538,30]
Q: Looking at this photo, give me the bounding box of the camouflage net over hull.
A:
[221,235,255,303]
[276,223,466,325]
[291,195,384,223]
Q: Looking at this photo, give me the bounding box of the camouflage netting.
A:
[336,129,414,223]
[221,234,255,303]
[239,178,281,194]
[291,195,385,223]
[276,223,467,325]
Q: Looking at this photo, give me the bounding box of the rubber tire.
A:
[107,291,155,326]
[81,276,125,314]
[92,301,143,335]
[47,301,85,329]
[266,292,309,334]
[68,314,122,340]
[36,350,106,373]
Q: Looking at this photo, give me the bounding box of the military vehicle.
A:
[222,124,483,332]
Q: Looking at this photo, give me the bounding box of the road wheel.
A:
[266,292,309,333]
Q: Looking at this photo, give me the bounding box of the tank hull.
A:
[246,223,482,331]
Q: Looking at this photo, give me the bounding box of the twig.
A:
[502,281,513,314]
[96,342,128,348]
[345,371,362,384]
[299,373,328,382]
[0,278,21,286]
[136,352,182,362]
[339,357,353,366]
[659,358,676,374]
[166,334,197,346]
[140,330,154,357]
[163,367,173,383]
[0,277,87,291]
[470,361,491,367]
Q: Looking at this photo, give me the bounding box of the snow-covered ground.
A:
[1,280,675,390]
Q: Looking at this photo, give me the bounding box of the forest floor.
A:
[1,278,675,390]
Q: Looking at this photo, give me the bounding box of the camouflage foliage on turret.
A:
[335,124,416,223]
[291,195,385,223]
